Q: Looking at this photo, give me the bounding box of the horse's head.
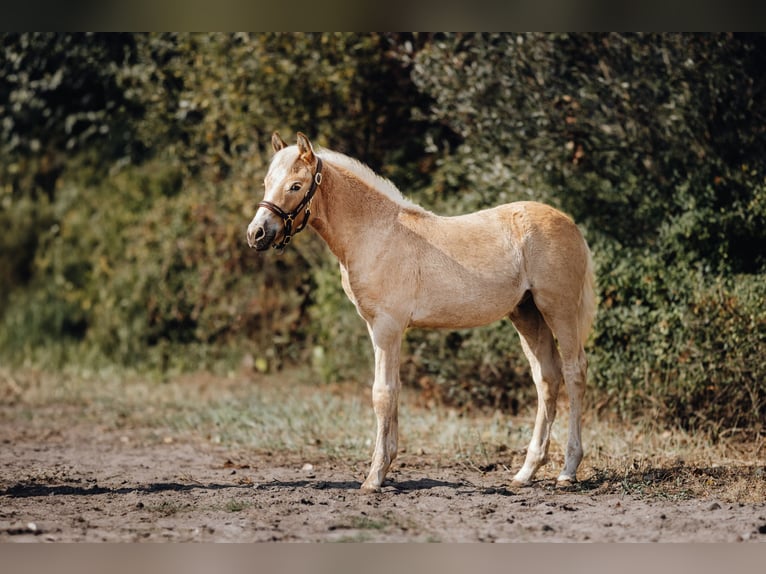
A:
[247,132,323,251]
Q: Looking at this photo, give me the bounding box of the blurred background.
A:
[1,32,764,438]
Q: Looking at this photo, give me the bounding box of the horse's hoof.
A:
[360,482,382,494]
[511,468,534,487]
[556,475,576,487]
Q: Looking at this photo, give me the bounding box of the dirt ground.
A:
[2,411,765,543]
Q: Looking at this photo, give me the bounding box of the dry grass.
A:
[1,365,764,503]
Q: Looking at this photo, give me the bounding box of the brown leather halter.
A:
[258,157,323,250]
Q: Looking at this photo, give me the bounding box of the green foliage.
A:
[0,32,432,373]
[402,323,534,414]
[412,33,766,270]
[592,244,765,437]
[119,33,436,183]
[408,33,766,436]
[0,33,139,159]
[0,33,138,310]
[1,33,764,438]
[3,162,314,371]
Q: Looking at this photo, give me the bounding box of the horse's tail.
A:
[578,242,597,347]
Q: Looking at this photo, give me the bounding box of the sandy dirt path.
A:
[2,422,765,543]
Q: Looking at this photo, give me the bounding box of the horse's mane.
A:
[317,149,423,212]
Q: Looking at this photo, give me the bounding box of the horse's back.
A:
[447,200,588,275]
[398,201,586,330]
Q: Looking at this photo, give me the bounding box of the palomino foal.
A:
[247,132,596,492]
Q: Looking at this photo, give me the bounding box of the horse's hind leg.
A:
[509,297,563,486]
[543,313,587,484]
[554,330,587,483]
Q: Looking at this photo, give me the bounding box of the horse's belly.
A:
[408,278,522,329]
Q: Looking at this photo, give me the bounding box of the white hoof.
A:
[511,469,534,486]
[556,473,576,485]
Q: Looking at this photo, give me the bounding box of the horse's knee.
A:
[372,386,398,416]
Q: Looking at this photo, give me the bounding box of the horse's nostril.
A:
[247,223,266,248]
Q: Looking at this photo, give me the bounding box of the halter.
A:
[258,157,323,250]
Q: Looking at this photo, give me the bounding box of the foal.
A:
[247,132,596,492]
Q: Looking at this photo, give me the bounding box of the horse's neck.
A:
[310,164,401,265]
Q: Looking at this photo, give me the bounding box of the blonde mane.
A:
[317,149,423,212]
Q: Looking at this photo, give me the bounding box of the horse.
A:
[247,132,596,493]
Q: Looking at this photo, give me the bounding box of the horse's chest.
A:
[339,263,372,319]
[339,264,358,307]
[339,261,413,324]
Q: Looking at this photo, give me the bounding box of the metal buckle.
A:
[314,172,322,186]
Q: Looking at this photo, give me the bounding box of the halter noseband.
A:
[258,157,323,250]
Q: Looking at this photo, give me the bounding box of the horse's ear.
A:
[271,132,287,153]
[296,132,315,164]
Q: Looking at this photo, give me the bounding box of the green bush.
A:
[592,247,765,438]
[402,323,534,414]
[0,32,438,374]
[0,157,310,372]
[404,33,766,436]
[1,33,765,439]
[412,33,766,265]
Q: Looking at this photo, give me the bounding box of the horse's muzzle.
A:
[247,220,277,251]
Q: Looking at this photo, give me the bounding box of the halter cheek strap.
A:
[258,157,323,250]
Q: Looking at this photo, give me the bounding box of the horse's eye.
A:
[289,183,302,192]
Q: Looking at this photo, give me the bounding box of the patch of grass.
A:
[571,460,766,503]
[145,500,187,517]
[349,515,388,531]
[224,498,251,512]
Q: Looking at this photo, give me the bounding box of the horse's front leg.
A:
[361,316,403,493]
